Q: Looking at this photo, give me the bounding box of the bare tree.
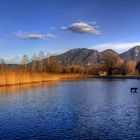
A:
[125,60,136,75]
[0,58,5,72]
[101,52,119,70]
[100,52,120,76]
[32,53,37,71]
[47,52,50,65]
[21,55,30,70]
[47,57,59,73]
[39,50,45,72]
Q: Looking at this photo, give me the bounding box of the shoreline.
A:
[93,75,140,79]
[0,73,93,87]
[0,72,140,87]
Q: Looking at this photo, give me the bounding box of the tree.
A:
[0,58,5,72]
[31,53,37,71]
[136,61,140,75]
[39,50,45,72]
[47,57,59,73]
[21,55,30,70]
[107,67,112,76]
[102,53,119,69]
[119,62,128,76]
[125,61,136,75]
[47,52,50,65]
[101,52,120,76]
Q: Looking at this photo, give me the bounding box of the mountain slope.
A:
[5,46,140,66]
[120,46,140,61]
[51,46,140,66]
[50,48,100,66]
[49,48,122,66]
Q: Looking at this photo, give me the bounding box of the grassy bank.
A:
[0,70,92,86]
[0,70,139,87]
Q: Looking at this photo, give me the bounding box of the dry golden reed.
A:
[0,69,90,86]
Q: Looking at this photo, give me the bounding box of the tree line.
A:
[0,50,140,76]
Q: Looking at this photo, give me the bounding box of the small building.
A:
[99,71,107,76]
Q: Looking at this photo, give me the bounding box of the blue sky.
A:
[0,0,140,63]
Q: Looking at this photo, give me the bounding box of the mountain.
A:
[48,46,140,66]
[49,48,121,66]
[4,45,140,67]
[120,45,140,61]
[49,48,100,66]
[99,49,122,63]
[101,49,119,55]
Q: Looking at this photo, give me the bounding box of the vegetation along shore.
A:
[0,47,140,87]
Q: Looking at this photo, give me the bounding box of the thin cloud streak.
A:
[91,42,140,53]
[15,31,55,40]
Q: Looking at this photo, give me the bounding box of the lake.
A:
[0,79,140,140]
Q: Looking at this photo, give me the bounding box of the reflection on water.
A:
[0,79,140,140]
[0,82,59,94]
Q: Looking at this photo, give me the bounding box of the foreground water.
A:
[0,79,140,140]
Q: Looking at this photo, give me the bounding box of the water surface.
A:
[0,79,140,140]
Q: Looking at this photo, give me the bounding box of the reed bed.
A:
[0,69,91,86]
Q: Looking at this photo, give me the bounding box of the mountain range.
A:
[49,45,140,66]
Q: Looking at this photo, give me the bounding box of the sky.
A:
[0,0,140,63]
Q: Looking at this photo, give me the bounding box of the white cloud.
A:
[15,31,55,40]
[61,22,101,35]
[91,42,140,53]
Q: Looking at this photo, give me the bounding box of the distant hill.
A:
[48,46,140,66]
[3,45,140,66]
[50,48,100,66]
[120,45,140,61]
[101,49,119,55]
[49,48,123,66]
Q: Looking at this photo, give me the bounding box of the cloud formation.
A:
[15,31,55,40]
[92,42,140,53]
[61,22,101,35]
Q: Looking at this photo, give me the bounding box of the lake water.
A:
[0,79,140,140]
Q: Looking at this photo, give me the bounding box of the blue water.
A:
[0,79,140,140]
